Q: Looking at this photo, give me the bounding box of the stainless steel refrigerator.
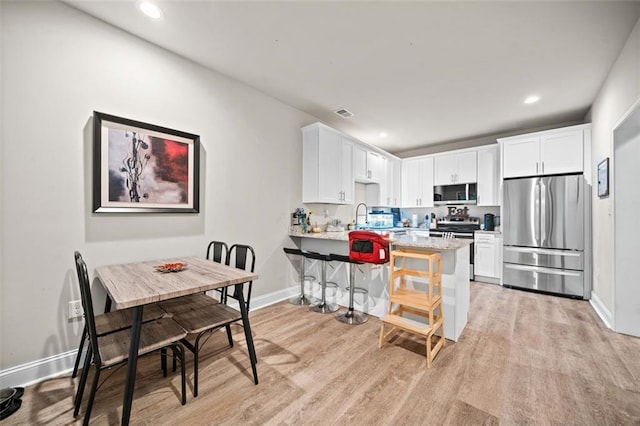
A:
[502,174,591,299]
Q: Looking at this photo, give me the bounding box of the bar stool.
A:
[283,248,318,305]
[303,251,339,313]
[330,254,368,325]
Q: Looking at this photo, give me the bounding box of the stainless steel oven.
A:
[430,218,479,280]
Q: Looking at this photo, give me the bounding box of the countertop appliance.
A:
[430,216,480,279]
[367,212,394,229]
[502,174,591,299]
[483,213,495,231]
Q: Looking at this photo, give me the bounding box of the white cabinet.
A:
[434,151,477,185]
[373,156,401,207]
[387,158,402,207]
[401,157,434,208]
[353,144,369,181]
[354,144,384,183]
[501,125,588,178]
[302,123,354,204]
[367,155,389,206]
[477,145,500,206]
[474,232,502,279]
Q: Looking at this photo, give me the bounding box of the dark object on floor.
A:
[0,387,24,420]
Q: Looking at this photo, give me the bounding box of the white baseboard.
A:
[0,286,300,388]
[0,350,77,389]
[589,291,613,329]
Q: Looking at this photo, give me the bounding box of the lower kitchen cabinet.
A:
[474,232,502,281]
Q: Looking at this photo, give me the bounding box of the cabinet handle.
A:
[542,161,545,174]
[536,162,539,174]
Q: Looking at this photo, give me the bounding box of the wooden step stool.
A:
[379,248,445,367]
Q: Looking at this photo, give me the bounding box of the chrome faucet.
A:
[355,203,368,229]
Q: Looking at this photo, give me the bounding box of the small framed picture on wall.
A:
[597,157,609,198]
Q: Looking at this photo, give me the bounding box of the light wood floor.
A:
[10,282,640,425]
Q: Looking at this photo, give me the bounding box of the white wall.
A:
[589,17,640,314]
[0,1,314,371]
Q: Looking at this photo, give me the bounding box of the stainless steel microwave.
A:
[433,183,477,205]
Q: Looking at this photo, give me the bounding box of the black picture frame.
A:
[597,157,609,198]
[93,111,200,213]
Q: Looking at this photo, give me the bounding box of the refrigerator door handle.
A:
[540,179,546,246]
[504,263,581,277]
[534,179,541,246]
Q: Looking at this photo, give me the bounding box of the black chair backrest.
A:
[74,251,101,365]
[226,244,256,310]
[206,240,228,264]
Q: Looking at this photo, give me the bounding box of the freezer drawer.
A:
[503,246,583,270]
[503,263,585,298]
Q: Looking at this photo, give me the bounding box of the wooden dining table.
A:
[95,256,259,425]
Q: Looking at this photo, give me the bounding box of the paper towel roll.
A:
[411,214,418,228]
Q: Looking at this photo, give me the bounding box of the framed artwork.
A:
[597,157,609,198]
[93,111,200,213]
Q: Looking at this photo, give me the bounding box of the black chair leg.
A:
[72,325,88,379]
[83,364,101,426]
[161,348,167,377]
[225,324,233,347]
[74,345,92,416]
[173,345,186,405]
[193,334,202,397]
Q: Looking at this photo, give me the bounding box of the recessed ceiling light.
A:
[139,1,164,19]
[379,132,388,138]
[524,95,540,104]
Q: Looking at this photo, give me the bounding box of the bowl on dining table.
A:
[154,262,187,273]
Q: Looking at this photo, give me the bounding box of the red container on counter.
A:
[348,231,390,264]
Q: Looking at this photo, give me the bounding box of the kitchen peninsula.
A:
[289,230,471,341]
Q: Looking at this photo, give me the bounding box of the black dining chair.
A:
[157,241,229,316]
[71,298,165,379]
[72,252,188,424]
[165,243,258,397]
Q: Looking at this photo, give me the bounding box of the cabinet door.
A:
[317,128,343,203]
[420,157,435,207]
[353,144,369,181]
[456,151,477,184]
[386,158,402,207]
[475,233,496,277]
[477,146,499,206]
[341,140,354,204]
[378,156,388,205]
[393,158,402,206]
[540,130,583,175]
[434,153,457,185]
[368,151,383,182]
[402,158,422,207]
[503,136,540,178]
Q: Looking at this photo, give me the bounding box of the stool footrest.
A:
[381,313,442,336]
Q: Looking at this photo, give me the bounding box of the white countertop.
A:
[289,230,472,251]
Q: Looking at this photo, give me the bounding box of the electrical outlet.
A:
[68,300,84,319]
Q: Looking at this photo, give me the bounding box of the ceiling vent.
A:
[334,108,354,118]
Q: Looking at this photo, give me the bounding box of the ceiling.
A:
[64,1,640,154]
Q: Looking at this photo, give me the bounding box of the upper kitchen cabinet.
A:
[476,145,500,206]
[389,157,402,207]
[369,156,401,207]
[501,124,591,179]
[402,156,434,208]
[434,151,477,185]
[354,144,384,183]
[302,123,354,204]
